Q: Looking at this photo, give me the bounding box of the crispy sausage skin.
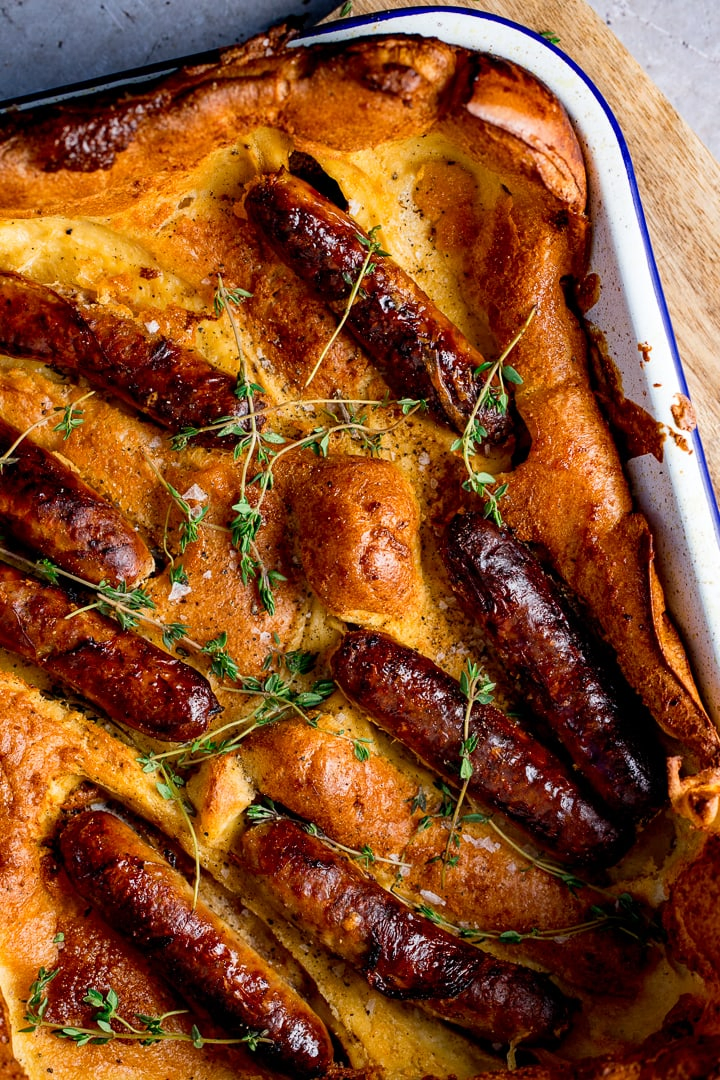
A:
[59,809,334,1077]
[0,271,257,446]
[0,416,153,587]
[240,816,573,1048]
[332,630,630,866]
[245,169,512,448]
[444,513,667,820]
[0,564,218,741]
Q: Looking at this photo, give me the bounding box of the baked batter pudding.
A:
[0,23,718,1080]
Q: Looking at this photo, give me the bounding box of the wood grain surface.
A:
[327,0,720,502]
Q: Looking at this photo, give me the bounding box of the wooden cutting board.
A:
[326,0,720,503]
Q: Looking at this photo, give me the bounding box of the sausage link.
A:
[240,816,574,1048]
[444,513,666,819]
[0,415,153,587]
[0,271,258,446]
[59,809,334,1077]
[0,563,218,741]
[331,630,630,866]
[245,169,513,447]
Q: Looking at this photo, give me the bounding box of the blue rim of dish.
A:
[298,6,720,543]
[0,4,716,541]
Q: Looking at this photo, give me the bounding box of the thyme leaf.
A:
[0,389,95,471]
[439,660,495,880]
[22,968,270,1051]
[394,887,653,948]
[139,660,336,773]
[169,564,188,586]
[455,308,534,525]
[247,800,410,871]
[52,391,96,440]
[200,631,241,683]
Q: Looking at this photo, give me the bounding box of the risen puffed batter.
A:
[0,22,717,1080]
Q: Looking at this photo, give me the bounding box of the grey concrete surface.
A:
[0,1,718,159]
[587,0,719,160]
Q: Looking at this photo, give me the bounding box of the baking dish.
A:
[0,7,718,1078]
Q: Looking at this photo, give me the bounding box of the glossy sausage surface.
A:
[332,630,630,866]
[0,415,153,587]
[0,271,257,446]
[444,513,667,819]
[240,816,573,1047]
[59,809,334,1077]
[245,169,513,447]
[0,564,218,741]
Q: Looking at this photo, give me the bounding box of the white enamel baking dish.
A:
[296,6,720,724]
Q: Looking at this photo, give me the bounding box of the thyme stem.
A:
[0,390,95,470]
[455,307,534,524]
[22,969,271,1051]
[303,226,386,388]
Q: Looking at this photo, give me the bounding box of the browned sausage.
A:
[240,816,573,1048]
[0,271,258,446]
[444,513,666,820]
[331,630,630,866]
[245,169,513,448]
[59,809,334,1077]
[0,415,153,587]
[0,563,218,741]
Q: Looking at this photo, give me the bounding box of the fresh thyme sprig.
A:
[153,760,201,909]
[2,547,195,655]
[22,967,56,1029]
[411,778,646,912]
[139,637,373,770]
[0,536,157,633]
[246,800,652,946]
[304,224,389,388]
[146,458,209,558]
[246,799,410,871]
[53,391,96,439]
[0,389,95,470]
[21,968,270,1050]
[396,889,650,946]
[303,820,407,870]
[410,778,587,895]
[65,578,156,631]
[169,395,424,450]
[138,663,336,772]
[452,308,534,525]
[260,637,317,676]
[213,275,278,613]
[305,714,374,761]
[214,284,253,317]
[436,660,495,880]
